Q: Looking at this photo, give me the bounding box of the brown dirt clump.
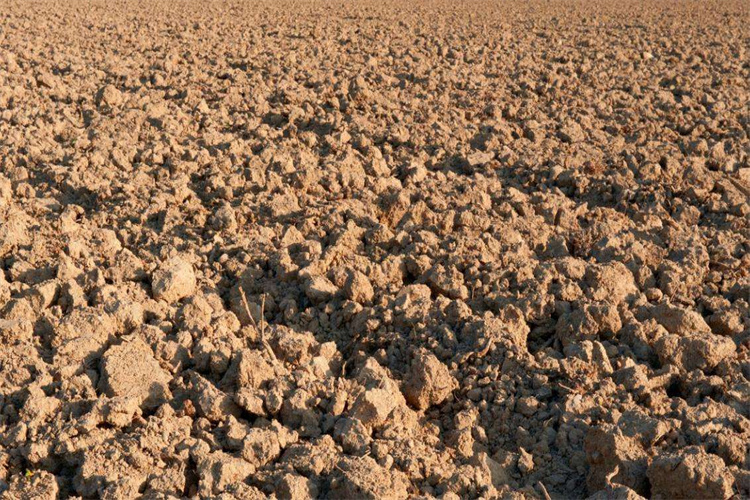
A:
[1,0,749,498]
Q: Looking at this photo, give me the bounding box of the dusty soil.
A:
[1,0,749,498]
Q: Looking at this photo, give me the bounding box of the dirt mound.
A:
[1,0,749,498]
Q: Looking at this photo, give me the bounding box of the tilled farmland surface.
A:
[1,0,749,498]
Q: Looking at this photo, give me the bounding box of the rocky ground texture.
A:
[1,0,749,498]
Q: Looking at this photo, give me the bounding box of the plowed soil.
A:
[1,0,749,498]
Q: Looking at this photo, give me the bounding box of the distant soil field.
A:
[0,0,749,498]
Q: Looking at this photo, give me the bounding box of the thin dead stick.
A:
[605,465,620,486]
[556,382,578,393]
[260,292,266,341]
[239,287,277,363]
[538,482,552,500]
[238,286,259,332]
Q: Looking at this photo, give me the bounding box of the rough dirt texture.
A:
[1,0,749,498]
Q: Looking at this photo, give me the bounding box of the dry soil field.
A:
[1,0,749,498]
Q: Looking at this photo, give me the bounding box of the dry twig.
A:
[239,287,277,363]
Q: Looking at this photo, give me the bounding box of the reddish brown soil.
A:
[1,0,749,498]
